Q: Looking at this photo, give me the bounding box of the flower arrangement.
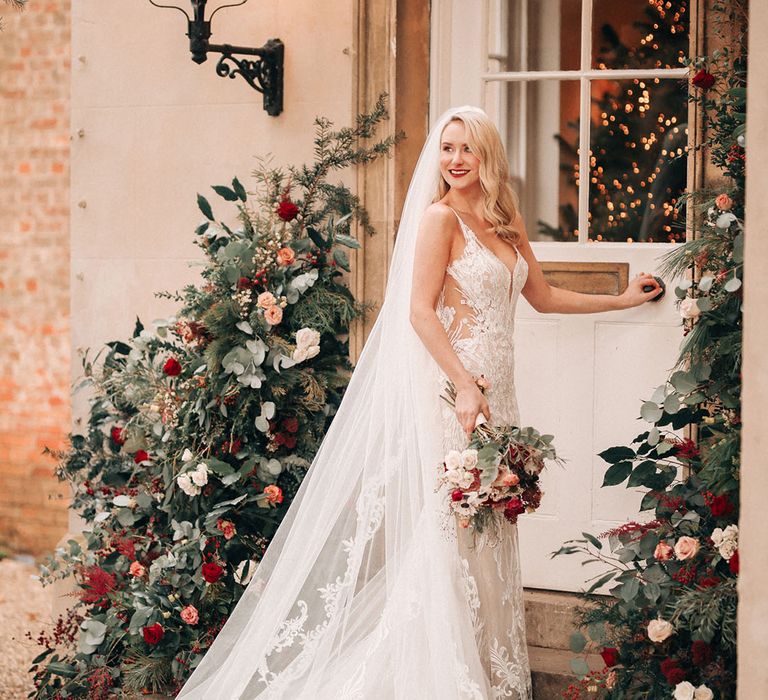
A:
[554,4,745,698]
[26,98,399,698]
[438,379,562,532]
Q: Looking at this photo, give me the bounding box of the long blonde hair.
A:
[435,111,521,244]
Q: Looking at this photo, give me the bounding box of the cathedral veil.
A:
[176,106,490,699]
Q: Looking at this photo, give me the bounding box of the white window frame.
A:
[478,0,690,243]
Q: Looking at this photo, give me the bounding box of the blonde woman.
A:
[177,108,661,700]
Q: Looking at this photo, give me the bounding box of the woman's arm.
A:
[516,214,664,314]
[410,204,490,435]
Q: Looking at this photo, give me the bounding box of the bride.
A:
[176,106,662,699]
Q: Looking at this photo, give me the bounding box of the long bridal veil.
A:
[177,106,490,700]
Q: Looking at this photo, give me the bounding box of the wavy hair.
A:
[435,111,521,244]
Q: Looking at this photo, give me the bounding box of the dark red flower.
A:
[600,647,619,667]
[729,549,739,575]
[692,68,715,90]
[78,565,118,607]
[503,497,525,523]
[674,438,700,461]
[163,357,182,376]
[282,417,299,433]
[659,659,678,676]
[691,640,712,667]
[236,276,253,290]
[202,562,224,583]
[110,426,126,445]
[134,450,149,464]
[451,489,464,502]
[283,435,297,449]
[665,666,686,685]
[276,199,300,222]
[142,622,164,645]
[709,494,734,518]
[699,575,720,589]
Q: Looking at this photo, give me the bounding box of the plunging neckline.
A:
[447,208,523,300]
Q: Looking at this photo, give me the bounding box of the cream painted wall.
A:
[70,0,356,403]
[738,2,768,696]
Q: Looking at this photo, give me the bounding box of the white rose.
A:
[460,449,478,469]
[292,346,309,363]
[710,527,725,547]
[718,539,737,561]
[673,681,696,700]
[694,684,714,700]
[295,327,321,350]
[177,473,200,497]
[723,524,739,540]
[181,448,194,462]
[647,618,674,643]
[190,463,209,487]
[445,468,473,490]
[304,344,320,360]
[445,450,463,471]
[679,297,701,320]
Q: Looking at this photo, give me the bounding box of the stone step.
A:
[524,588,582,651]
[529,645,603,699]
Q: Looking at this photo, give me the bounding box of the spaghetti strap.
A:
[446,206,475,243]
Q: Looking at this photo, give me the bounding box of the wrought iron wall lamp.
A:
[148,0,284,116]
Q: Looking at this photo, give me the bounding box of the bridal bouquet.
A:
[438,379,563,531]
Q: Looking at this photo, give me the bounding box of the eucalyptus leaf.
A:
[570,658,591,678]
[724,276,742,293]
[569,631,587,653]
[640,401,663,423]
[697,275,714,293]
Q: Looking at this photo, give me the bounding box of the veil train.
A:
[176,106,490,700]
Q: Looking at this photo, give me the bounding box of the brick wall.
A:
[0,0,71,555]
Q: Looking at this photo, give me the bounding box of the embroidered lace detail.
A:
[460,557,484,641]
[489,634,531,699]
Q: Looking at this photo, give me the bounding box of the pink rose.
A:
[217,519,237,540]
[715,194,732,211]
[276,247,296,266]
[129,561,146,578]
[257,291,276,309]
[264,305,283,326]
[654,541,674,561]
[647,618,674,643]
[180,604,199,625]
[674,536,700,560]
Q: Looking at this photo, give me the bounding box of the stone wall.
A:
[0,0,71,555]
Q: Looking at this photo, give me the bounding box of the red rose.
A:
[451,489,464,502]
[110,426,126,445]
[163,357,182,376]
[600,647,619,667]
[698,575,720,588]
[202,562,224,583]
[503,497,525,523]
[142,622,164,645]
[665,667,686,685]
[659,659,678,676]
[134,450,149,464]
[709,494,734,517]
[729,549,739,575]
[281,417,299,433]
[276,199,300,222]
[236,276,253,290]
[283,435,297,449]
[691,640,712,667]
[692,69,715,90]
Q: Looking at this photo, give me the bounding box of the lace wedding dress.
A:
[437,208,532,699]
[175,106,532,700]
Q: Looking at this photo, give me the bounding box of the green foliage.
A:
[27,100,397,698]
[554,5,746,698]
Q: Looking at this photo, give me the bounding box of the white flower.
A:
[444,467,474,490]
[460,449,478,469]
[292,327,321,363]
[181,448,194,462]
[445,450,463,471]
[647,618,674,643]
[694,684,714,700]
[177,473,201,497]
[190,463,209,487]
[711,524,738,561]
[673,681,696,700]
[112,495,135,508]
[450,490,482,517]
[233,559,259,585]
[715,212,737,230]
[679,297,701,320]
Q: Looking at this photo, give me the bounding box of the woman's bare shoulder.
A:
[419,201,458,236]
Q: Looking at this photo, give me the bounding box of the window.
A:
[483,0,690,242]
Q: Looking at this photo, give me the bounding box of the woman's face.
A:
[439,120,481,193]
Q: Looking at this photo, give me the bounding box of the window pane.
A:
[486,80,581,242]
[587,78,688,242]
[592,0,689,70]
[487,0,581,74]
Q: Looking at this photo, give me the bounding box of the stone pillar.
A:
[738,2,768,696]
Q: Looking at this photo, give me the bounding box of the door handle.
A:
[643,276,666,302]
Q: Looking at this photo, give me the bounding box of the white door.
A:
[431,0,692,591]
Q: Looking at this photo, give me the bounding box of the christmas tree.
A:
[541,0,689,242]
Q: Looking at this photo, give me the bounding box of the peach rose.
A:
[257,291,276,309]
[264,484,284,505]
[679,297,701,320]
[276,247,295,266]
[654,541,674,561]
[217,519,237,540]
[714,193,732,211]
[674,536,700,560]
[605,671,617,690]
[647,618,674,643]
[264,305,283,326]
[180,604,199,625]
[129,561,146,578]
[493,469,520,488]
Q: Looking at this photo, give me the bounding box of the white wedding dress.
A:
[176,106,532,700]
